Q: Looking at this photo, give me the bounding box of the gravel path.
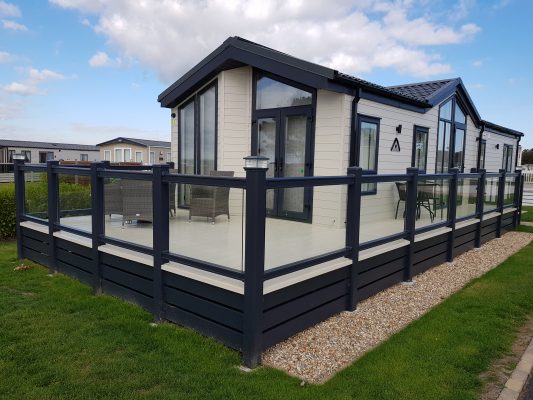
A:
[262,231,533,384]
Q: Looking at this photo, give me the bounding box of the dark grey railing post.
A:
[47,160,60,273]
[513,169,522,227]
[242,156,268,368]
[446,168,459,262]
[475,169,486,248]
[496,169,506,238]
[13,158,25,260]
[152,164,170,322]
[404,167,418,282]
[91,161,106,294]
[346,166,362,311]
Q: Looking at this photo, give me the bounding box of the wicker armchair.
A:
[121,179,153,224]
[189,171,234,223]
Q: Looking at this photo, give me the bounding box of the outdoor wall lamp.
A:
[171,112,176,118]
[495,144,500,149]
[243,155,269,170]
[12,153,25,161]
[396,124,402,134]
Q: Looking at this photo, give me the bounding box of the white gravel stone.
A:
[262,231,533,384]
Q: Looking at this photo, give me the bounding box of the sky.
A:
[0,0,532,148]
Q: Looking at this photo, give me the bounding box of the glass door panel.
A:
[281,115,307,216]
[257,117,277,214]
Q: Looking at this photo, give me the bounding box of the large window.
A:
[436,97,466,172]
[80,154,88,161]
[104,150,111,161]
[135,151,143,163]
[412,126,429,172]
[178,81,217,206]
[22,150,31,163]
[357,115,380,194]
[503,144,513,172]
[255,76,312,109]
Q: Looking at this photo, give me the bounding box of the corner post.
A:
[404,167,419,282]
[14,159,26,260]
[496,169,506,238]
[242,156,268,368]
[346,166,362,311]
[47,160,60,273]
[91,162,106,294]
[446,168,459,262]
[513,169,522,227]
[152,164,170,322]
[475,169,486,248]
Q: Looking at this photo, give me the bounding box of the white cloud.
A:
[472,59,483,67]
[49,0,482,81]
[2,19,27,31]
[0,50,13,63]
[3,68,70,96]
[0,1,20,18]
[0,98,23,119]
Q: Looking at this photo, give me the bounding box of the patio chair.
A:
[121,179,153,225]
[104,180,123,218]
[189,170,234,224]
[417,184,436,223]
[395,182,407,219]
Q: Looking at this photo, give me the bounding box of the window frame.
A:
[254,72,313,111]
[135,151,143,163]
[411,125,429,173]
[149,151,155,165]
[22,150,31,163]
[355,114,380,195]
[177,79,218,175]
[435,96,467,173]
[503,144,513,172]
[80,154,88,161]
[103,150,111,161]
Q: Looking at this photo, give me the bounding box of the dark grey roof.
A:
[97,137,171,148]
[0,139,99,151]
[481,120,524,137]
[387,79,458,102]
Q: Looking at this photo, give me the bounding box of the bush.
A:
[0,184,16,240]
[0,180,92,240]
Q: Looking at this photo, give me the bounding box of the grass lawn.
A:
[522,206,533,222]
[1,238,533,400]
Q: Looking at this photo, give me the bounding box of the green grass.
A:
[1,238,533,400]
[521,206,533,222]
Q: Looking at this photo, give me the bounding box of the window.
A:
[124,149,131,162]
[357,115,379,194]
[22,150,31,163]
[104,150,111,161]
[149,151,155,164]
[80,154,88,161]
[255,76,312,109]
[479,140,486,169]
[7,150,15,163]
[178,81,217,175]
[503,144,513,172]
[166,152,171,163]
[114,148,122,162]
[412,126,429,172]
[135,151,143,163]
[436,97,466,172]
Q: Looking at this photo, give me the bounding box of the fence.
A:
[13,159,524,367]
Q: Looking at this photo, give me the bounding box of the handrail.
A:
[266,175,351,189]
[163,251,245,281]
[164,173,246,188]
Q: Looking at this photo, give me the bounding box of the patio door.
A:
[255,106,313,222]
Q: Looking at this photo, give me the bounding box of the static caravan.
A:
[158,37,523,237]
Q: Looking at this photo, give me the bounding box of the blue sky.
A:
[1,0,531,148]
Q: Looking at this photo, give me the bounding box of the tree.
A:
[522,148,533,165]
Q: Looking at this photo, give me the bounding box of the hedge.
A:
[0,181,91,240]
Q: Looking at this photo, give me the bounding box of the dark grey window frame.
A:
[435,96,467,173]
[411,125,429,173]
[177,79,218,176]
[503,144,513,172]
[355,114,380,195]
[251,69,317,222]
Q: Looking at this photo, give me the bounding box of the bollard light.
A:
[243,156,269,170]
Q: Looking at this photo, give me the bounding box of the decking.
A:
[13,160,525,367]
